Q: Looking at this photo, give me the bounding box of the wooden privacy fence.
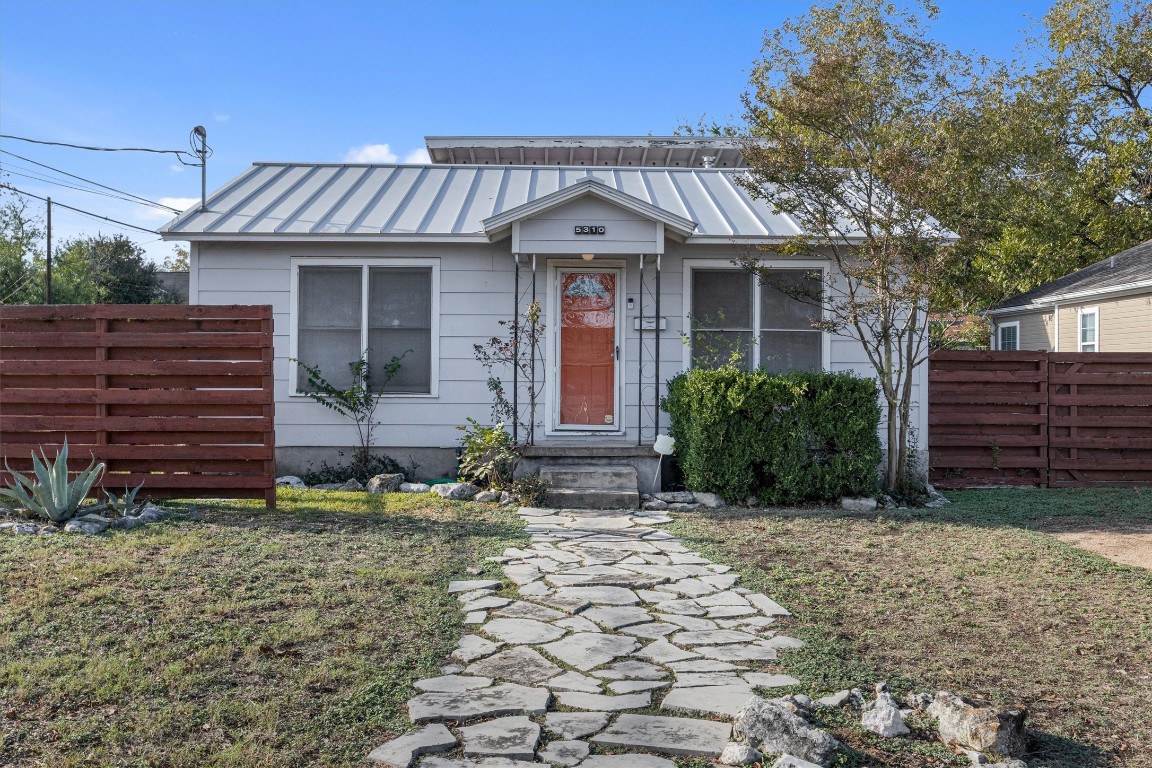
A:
[929,350,1152,488]
[0,305,276,508]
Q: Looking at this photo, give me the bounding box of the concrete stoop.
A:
[539,464,640,509]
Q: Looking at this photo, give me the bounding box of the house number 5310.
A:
[574,225,606,235]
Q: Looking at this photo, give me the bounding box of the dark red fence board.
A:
[0,305,276,507]
[929,350,1152,489]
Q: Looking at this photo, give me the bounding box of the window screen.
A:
[368,267,432,392]
[759,269,822,372]
[1080,311,1097,352]
[297,264,434,394]
[691,270,754,369]
[297,267,362,391]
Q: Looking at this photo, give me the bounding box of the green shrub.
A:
[662,367,881,505]
[457,419,517,489]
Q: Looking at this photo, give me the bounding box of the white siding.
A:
[194,239,927,452]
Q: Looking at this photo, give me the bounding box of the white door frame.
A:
[546,259,626,435]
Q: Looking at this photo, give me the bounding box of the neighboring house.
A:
[985,239,1152,352]
[156,270,189,303]
[159,136,931,484]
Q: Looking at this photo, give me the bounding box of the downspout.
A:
[512,253,520,444]
[530,254,537,444]
[637,254,644,446]
[654,253,661,437]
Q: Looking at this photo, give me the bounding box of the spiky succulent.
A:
[0,439,106,523]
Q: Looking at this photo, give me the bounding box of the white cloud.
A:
[344,143,398,163]
[213,112,231,122]
[402,147,431,165]
[137,196,200,222]
[169,164,185,174]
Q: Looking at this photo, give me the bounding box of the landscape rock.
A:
[474,490,501,503]
[840,497,878,513]
[63,518,109,535]
[654,491,696,503]
[732,697,841,767]
[692,491,725,509]
[814,690,853,708]
[719,742,762,766]
[136,504,166,522]
[928,691,1027,758]
[365,473,404,493]
[367,722,457,766]
[435,482,480,499]
[772,756,825,768]
[339,478,365,491]
[1,521,53,535]
[668,502,701,511]
[642,499,669,510]
[400,482,431,493]
[275,475,306,488]
[499,491,514,505]
[861,685,910,737]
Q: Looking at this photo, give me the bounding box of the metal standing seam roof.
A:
[158,163,809,241]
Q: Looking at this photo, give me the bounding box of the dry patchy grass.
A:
[669,488,1152,768]
[0,489,526,768]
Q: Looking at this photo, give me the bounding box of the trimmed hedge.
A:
[662,367,881,505]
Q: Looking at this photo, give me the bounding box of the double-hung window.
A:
[1079,307,1098,352]
[688,266,824,373]
[294,261,437,395]
[997,322,1019,351]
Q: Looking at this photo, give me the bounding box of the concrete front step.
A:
[540,464,640,510]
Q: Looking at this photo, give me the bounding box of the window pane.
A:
[369,267,432,392]
[999,325,1018,351]
[1080,312,1096,344]
[369,268,432,329]
[298,267,362,390]
[759,269,822,330]
[759,331,822,373]
[368,329,431,392]
[692,270,752,329]
[691,330,754,370]
[299,267,361,329]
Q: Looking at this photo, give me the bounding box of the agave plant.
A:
[105,482,146,516]
[0,440,106,523]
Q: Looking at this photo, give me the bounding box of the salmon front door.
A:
[557,269,620,430]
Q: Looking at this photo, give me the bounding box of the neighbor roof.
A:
[159,163,808,242]
[425,136,749,168]
[987,239,1152,314]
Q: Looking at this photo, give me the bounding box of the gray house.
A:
[986,239,1152,352]
[160,136,927,490]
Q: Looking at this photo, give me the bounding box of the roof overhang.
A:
[426,136,749,168]
[985,277,1152,316]
[481,177,698,243]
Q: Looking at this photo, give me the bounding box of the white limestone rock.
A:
[367,722,457,766]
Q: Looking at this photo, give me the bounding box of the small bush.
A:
[662,367,881,505]
[457,419,516,489]
[300,453,411,486]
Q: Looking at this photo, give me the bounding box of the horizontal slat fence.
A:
[1,305,276,507]
[929,350,1152,488]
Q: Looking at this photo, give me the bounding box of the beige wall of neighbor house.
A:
[991,292,1152,352]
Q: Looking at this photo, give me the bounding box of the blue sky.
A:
[1,0,1053,263]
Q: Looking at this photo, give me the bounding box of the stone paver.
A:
[592,713,732,757]
[459,716,539,760]
[465,646,561,685]
[371,500,807,767]
[367,722,456,765]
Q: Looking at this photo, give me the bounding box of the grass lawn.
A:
[669,487,1152,768]
[0,489,526,768]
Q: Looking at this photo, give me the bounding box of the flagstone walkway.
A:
[369,505,805,767]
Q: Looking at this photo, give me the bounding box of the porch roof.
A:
[159,163,808,243]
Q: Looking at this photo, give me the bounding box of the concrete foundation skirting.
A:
[275,447,459,481]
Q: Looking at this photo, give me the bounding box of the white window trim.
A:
[681,258,830,372]
[997,321,1019,351]
[289,256,441,399]
[1078,306,1099,352]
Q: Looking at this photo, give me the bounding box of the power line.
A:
[0,133,200,163]
[1,183,159,235]
[0,148,182,212]
[1,167,173,212]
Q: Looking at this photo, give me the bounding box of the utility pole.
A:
[45,196,52,304]
[193,125,208,211]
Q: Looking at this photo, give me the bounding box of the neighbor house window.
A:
[1079,307,1098,352]
[294,262,437,394]
[689,266,823,373]
[998,322,1019,351]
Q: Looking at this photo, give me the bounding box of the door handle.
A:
[615,345,620,360]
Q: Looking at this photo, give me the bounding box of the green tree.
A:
[162,244,189,271]
[23,234,163,304]
[0,194,42,304]
[737,0,977,492]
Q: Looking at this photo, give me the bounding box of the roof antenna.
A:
[193,126,208,211]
